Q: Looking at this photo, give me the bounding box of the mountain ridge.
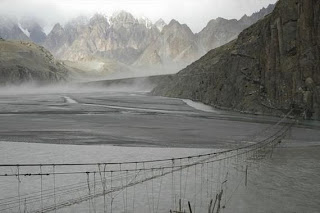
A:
[0,5,275,69]
[152,0,320,120]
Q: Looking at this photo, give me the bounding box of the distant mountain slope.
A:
[152,0,320,120]
[197,4,275,52]
[0,39,68,84]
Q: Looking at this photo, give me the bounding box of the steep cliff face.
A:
[0,39,68,84]
[152,0,320,120]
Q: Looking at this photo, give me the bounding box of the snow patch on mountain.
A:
[18,22,30,37]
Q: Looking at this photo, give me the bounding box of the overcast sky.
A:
[0,0,277,33]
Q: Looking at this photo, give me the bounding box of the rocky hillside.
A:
[152,0,320,120]
[0,38,68,84]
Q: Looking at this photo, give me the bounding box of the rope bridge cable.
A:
[0,124,291,212]
[0,112,295,212]
[0,120,293,178]
[0,110,293,169]
[0,122,292,211]
[0,117,293,179]
[0,125,291,212]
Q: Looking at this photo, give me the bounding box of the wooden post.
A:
[188,201,192,213]
[208,199,213,213]
[212,194,218,213]
[245,165,248,187]
[216,190,223,213]
[179,199,182,212]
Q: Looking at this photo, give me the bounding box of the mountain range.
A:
[0,4,275,76]
[152,0,320,120]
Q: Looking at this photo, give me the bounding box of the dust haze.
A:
[0,78,156,96]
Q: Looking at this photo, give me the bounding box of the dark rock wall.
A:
[152,0,320,120]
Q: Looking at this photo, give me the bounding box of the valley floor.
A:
[0,87,319,148]
[0,86,319,212]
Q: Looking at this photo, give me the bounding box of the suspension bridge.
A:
[0,111,295,213]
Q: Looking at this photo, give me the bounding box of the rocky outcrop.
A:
[0,40,68,84]
[152,0,320,120]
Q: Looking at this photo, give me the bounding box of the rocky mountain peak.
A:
[51,23,64,33]
[164,19,194,36]
[89,13,108,26]
[20,17,46,43]
[239,4,275,25]
[138,16,153,29]
[110,10,137,27]
[154,18,166,32]
[167,19,180,27]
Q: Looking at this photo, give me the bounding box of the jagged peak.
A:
[203,17,231,29]
[168,19,181,26]
[155,18,166,25]
[154,18,166,32]
[51,23,64,32]
[240,3,275,21]
[90,13,108,23]
[162,19,194,36]
[111,10,135,21]
[138,16,153,29]
[109,10,138,26]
